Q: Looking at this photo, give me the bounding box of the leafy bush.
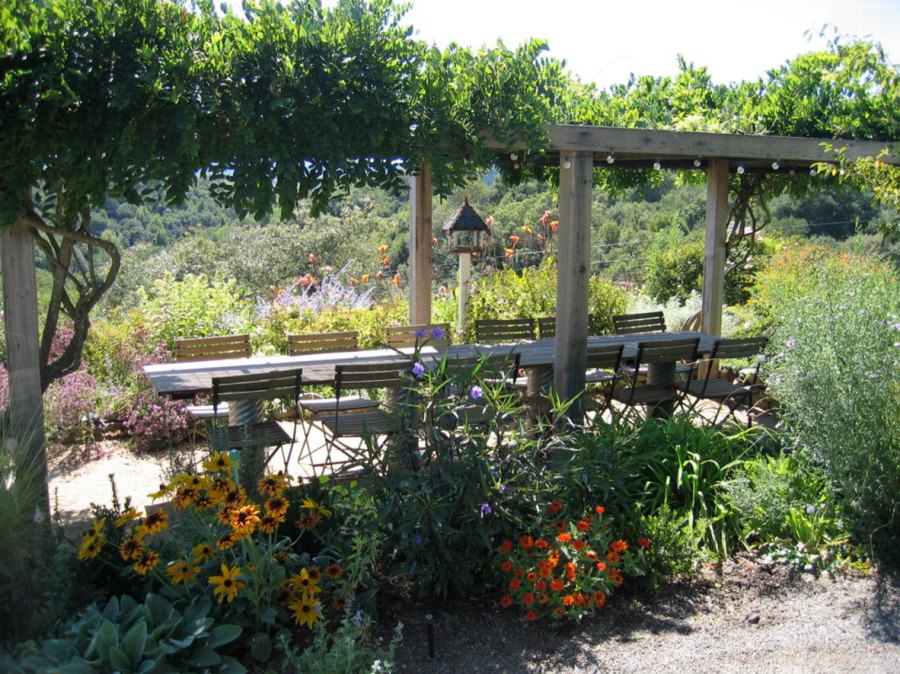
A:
[44,370,101,453]
[138,273,252,350]
[463,261,627,340]
[761,246,900,560]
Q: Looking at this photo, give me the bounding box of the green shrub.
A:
[761,246,900,561]
[138,273,252,350]
[463,261,627,341]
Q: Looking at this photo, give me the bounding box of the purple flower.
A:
[806,504,817,515]
[412,362,426,379]
[469,385,484,400]
[413,534,423,545]
[786,338,796,348]
[414,328,427,338]
[431,327,445,340]
[480,503,493,516]
[498,485,507,493]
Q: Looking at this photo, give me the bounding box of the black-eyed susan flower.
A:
[202,451,234,474]
[208,477,236,503]
[119,536,145,561]
[114,508,140,528]
[288,568,321,596]
[82,518,106,540]
[136,510,169,537]
[257,473,290,497]
[296,511,321,531]
[166,560,200,585]
[147,483,172,500]
[217,532,238,550]
[77,535,105,560]
[193,494,215,510]
[324,562,344,581]
[300,497,331,517]
[172,487,199,510]
[264,495,290,518]
[209,564,245,603]
[193,542,216,563]
[230,504,260,536]
[288,594,320,629]
[305,565,321,583]
[133,550,160,575]
[260,513,282,534]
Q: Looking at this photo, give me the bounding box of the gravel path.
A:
[390,556,899,673]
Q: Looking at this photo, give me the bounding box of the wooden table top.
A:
[144,331,717,398]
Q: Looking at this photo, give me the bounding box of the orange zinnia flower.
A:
[500,540,514,552]
[508,578,521,591]
[500,560,513,572]
[606,551,621,564]
[522,592,535,606]
[609,539,629,553]
[562,594,576,606]
[576,520,590,533]
[499,595,513,608]
[534,538,549,550]
[557,532,573,543]
[524,610,537,622]
[518,535,534,549]
[550,579,565,592]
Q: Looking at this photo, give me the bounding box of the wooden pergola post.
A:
[554,151,593,417]
[1,219,49,515]
[408,163,433,325]
[702,159,729,336]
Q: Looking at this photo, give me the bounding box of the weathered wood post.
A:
[408,163,433,326]
[702,158,729,337]
[1,218,50,517]
[554,151,592,421]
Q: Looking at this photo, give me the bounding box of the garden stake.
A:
[426,613,435,660]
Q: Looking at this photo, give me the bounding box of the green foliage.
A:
[463,262,627,340]
[761,246,900,560]
[16,593,245,674]
[276,603,403,674]
[636,504,705,586]
[138,273,251,349]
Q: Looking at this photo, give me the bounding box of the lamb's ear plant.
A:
[17,593,245,674]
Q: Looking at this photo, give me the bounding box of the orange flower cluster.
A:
[496,503,646,624]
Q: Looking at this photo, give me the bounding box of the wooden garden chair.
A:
[383,323,451,349]
[287,330,359,356]
[174,334,252,422]
[609,338,699,420]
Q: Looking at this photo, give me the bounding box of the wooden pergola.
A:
[408,124,899,407]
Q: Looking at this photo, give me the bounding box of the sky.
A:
[397,0,900,88]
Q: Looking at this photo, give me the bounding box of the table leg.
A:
[646,362,676,418]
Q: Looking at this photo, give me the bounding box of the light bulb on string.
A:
[563,157,572,169]
[510,152,518,161]
[771,161,780,170]
[606,153,615,164]
[693,158,702,168]
[653,160,662,171]
[737,164,746,175]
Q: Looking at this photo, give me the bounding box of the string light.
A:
[563,157,572,169]
[606,153,615,164]
[737,164,746,175]
[652,159,661,171]
[693,158,702,168]
[771,160,780,170]
[510,152,518,161]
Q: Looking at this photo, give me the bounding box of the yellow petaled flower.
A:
[264,495,289,518]
[257,473,289,497]
[209,564,245,604]
[217,532,238,550]
[305,565,321,583]
[147,483,172,499]
[289,594,320,629]
[208,477,236,502]
[82,518,107,540]
[193,542,216,563]
[114,508,140,527]
[78,535,105,560]
[133,550,160,575]
[194,494,215,510]
[172,487,198,510]
[300,497,332,518]
[203,451,234,474]
[288,568,321,596]
[119,537,145,561]
[260,513,282,534]
[230,504,261,536]
[166,560,200,584]
[136,510,169,537]
[221,488,247,511]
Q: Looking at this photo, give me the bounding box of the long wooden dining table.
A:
[144,331,718,410]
